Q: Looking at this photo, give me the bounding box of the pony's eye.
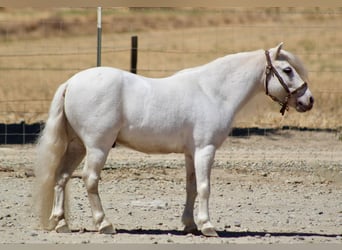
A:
[283,67,293,74]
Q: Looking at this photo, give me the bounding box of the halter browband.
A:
[264,50,308,116]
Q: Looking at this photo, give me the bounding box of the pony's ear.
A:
[269,42,284,60]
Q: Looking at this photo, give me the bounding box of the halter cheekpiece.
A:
[264,50,308,116]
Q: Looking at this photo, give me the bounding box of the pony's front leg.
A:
[182,154,198,234]
[194,145,218,237]
[83,148,115,234]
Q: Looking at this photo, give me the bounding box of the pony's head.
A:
[264,43,314,115]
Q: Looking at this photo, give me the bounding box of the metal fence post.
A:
[131,36,138,74]
[97,7,102,67]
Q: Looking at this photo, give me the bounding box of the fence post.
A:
[130,36,138,74]
[97,7,102,67]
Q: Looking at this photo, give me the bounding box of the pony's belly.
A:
[116,130,185,154]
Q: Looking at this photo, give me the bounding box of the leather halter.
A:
[264,50,308,116]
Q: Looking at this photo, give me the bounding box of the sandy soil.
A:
[0,130,341,244]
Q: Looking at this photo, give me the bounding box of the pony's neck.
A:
[198,49,266,114]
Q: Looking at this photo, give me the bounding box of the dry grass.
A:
[0,7,341,128]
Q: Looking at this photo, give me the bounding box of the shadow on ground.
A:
[72,228,341,239]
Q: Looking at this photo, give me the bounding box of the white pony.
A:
[35,43,313,237]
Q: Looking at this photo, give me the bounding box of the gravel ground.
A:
[0,130,341,244]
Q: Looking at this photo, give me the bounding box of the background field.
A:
[0,7,341,128]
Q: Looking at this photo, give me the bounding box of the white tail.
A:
[34,82,69,229]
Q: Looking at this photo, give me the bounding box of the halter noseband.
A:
[264,50,308,116]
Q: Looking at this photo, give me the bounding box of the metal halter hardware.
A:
[264,50,308,116]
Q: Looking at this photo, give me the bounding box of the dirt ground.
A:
[0,129,341,244]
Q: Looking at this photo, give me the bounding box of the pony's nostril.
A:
[297,101,303,107]
[309,96,314,104]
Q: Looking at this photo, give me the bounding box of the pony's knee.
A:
[83,172,100,193]
[197,182,210,199]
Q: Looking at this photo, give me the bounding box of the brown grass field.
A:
[0,7,341,128]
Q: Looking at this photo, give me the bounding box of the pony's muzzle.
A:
[296,94,314,112]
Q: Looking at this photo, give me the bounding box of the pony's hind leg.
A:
[49,139,85,232]
[82,146,115,234]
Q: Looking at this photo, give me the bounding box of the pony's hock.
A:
[35,43,313,237]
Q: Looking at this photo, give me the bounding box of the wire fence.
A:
[0,7,341,144]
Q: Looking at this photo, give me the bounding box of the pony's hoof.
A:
[201,224,218,237]
[55,219,71,233]
[99,221,116,234]
[184,224,199,234]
